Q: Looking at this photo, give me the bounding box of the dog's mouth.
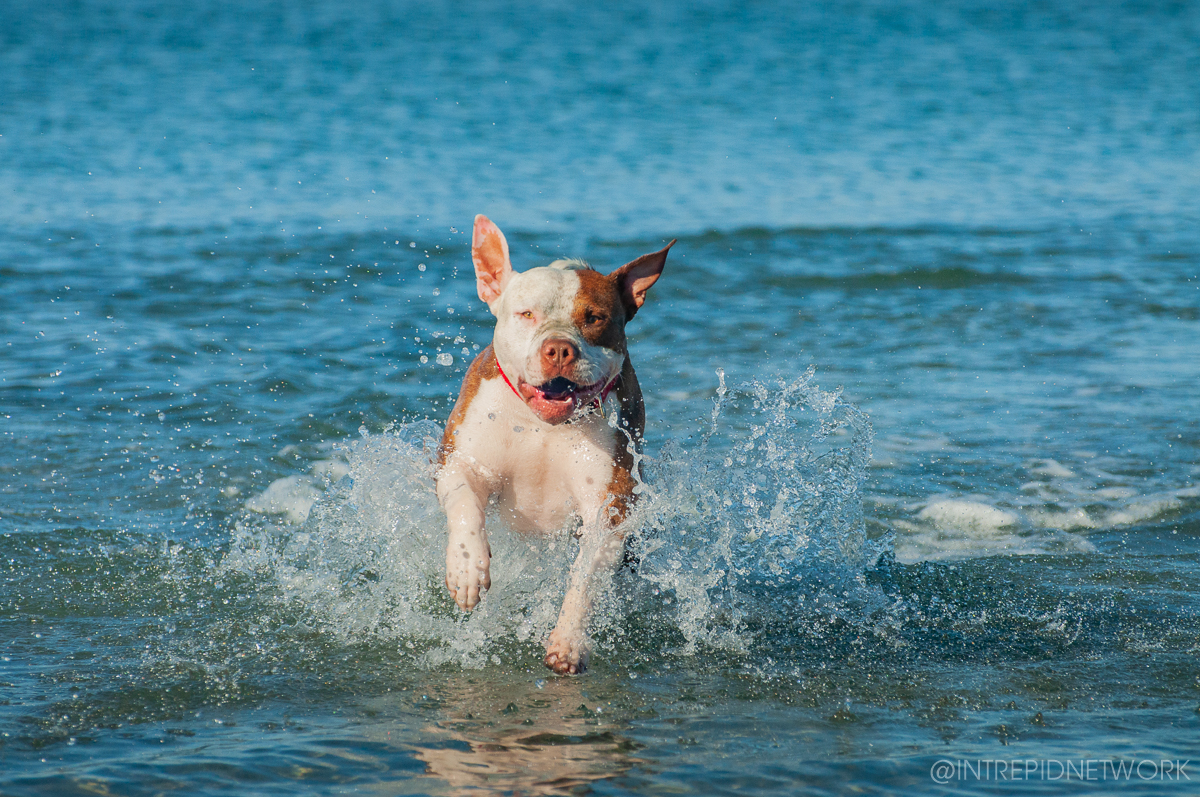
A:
[517,376,605,424]
[537,376,581,401]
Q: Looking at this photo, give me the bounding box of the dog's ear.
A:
[611,239,675,319]
[472,215,513,309]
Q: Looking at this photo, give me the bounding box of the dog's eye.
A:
[586,312,606,325]
[518,310,534,320]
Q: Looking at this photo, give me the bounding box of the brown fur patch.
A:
[571,272,643,531]
[609,239,674,320]
[604,356,645,533]
[612,355,645,442]
[606,451,637,533]
[438,346,500,468]
[571,269,628,352]
[575,244,668,519]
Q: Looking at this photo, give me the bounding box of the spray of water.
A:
[618,366,879,656]
[221,367,879,669]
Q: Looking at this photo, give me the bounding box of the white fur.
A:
[437,362,627,675]
[438,378,618,536]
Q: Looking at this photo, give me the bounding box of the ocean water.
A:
[3,1,1200,794]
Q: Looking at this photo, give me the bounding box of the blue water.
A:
[3,1,1200,794]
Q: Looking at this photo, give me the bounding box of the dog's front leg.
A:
[438,471,492,611]
[544,522,625,675]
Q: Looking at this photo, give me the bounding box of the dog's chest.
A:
[449,378,618,531]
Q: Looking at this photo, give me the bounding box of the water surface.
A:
[3,1,1200,794]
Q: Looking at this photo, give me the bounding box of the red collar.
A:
[494,358,619,410]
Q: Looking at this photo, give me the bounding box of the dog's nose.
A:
[540,338,578,369]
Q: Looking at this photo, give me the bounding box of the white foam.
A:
[1095,486,1137,500]
[917,500,1019,532]
[889,459,1200,562]
[244,475,322,524]
[1104,497,1181,526]
[1027,507,1098,530]
[895,498,1097,563]
[893,524,1097,563]
[310,458,351,482]
[1027,459,1075,478]
[244,458,352,524]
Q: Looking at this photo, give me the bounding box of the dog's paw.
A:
[445,547,490,611]
[543,629,589,675]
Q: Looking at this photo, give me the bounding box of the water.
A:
[2,1,1199,794]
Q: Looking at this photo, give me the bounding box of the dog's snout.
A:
[540,338,578,370]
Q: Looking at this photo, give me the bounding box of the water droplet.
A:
[436,353,454,366]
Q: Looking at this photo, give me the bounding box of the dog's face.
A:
[471,215,672,425]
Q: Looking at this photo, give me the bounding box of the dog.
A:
[436,215,674,674]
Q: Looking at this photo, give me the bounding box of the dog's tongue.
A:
[521,378,578,425]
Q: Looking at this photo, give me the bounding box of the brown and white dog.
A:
[436,215,674,675]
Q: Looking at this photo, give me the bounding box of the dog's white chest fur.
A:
[445,378,617,533]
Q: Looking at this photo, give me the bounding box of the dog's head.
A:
[471,215,673,425]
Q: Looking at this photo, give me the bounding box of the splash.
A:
[223,367,878,668]
[222,422,576,669]
[616,366,878,655]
